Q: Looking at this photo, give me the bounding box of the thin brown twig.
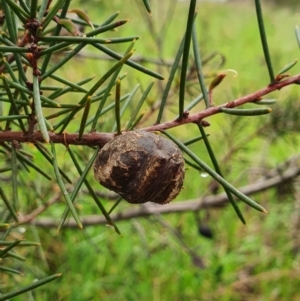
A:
[18,192,61,224]
[29,156,300,228]
[1,74,300,146]
[0,131,114,146]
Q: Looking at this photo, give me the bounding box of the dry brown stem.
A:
[1,74,300,146]
[27,155,300,228]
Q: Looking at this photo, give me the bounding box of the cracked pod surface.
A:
[93,130,185,204]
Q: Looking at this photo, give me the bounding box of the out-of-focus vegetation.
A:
[1,0,300,300]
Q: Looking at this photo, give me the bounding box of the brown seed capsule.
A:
[93,130,185,204]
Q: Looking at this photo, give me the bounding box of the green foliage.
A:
[1,0,300,300]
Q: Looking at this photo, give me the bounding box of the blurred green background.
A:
[3,0,300,300]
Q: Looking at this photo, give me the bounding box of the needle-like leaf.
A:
[115,78,122,135]
[51,143,82,229]
[0,273,62,301]
[126,82,153,130]
[33,75,50,143]
[192,24,210,108]
[197,124,246,224]
[163,131,268,213]
[254,0,274,83]
[179,0,197,119]
[220,107,272,116]
[67,147,121,234]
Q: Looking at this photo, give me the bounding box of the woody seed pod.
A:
[93,130,185,204]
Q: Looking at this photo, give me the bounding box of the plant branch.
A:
[1,74,300,146]
[142,73,300,132]
[18,192,61,225]
[28,155,300,228]
[0,131,114,146]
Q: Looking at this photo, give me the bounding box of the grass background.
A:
[2,0,300,300]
